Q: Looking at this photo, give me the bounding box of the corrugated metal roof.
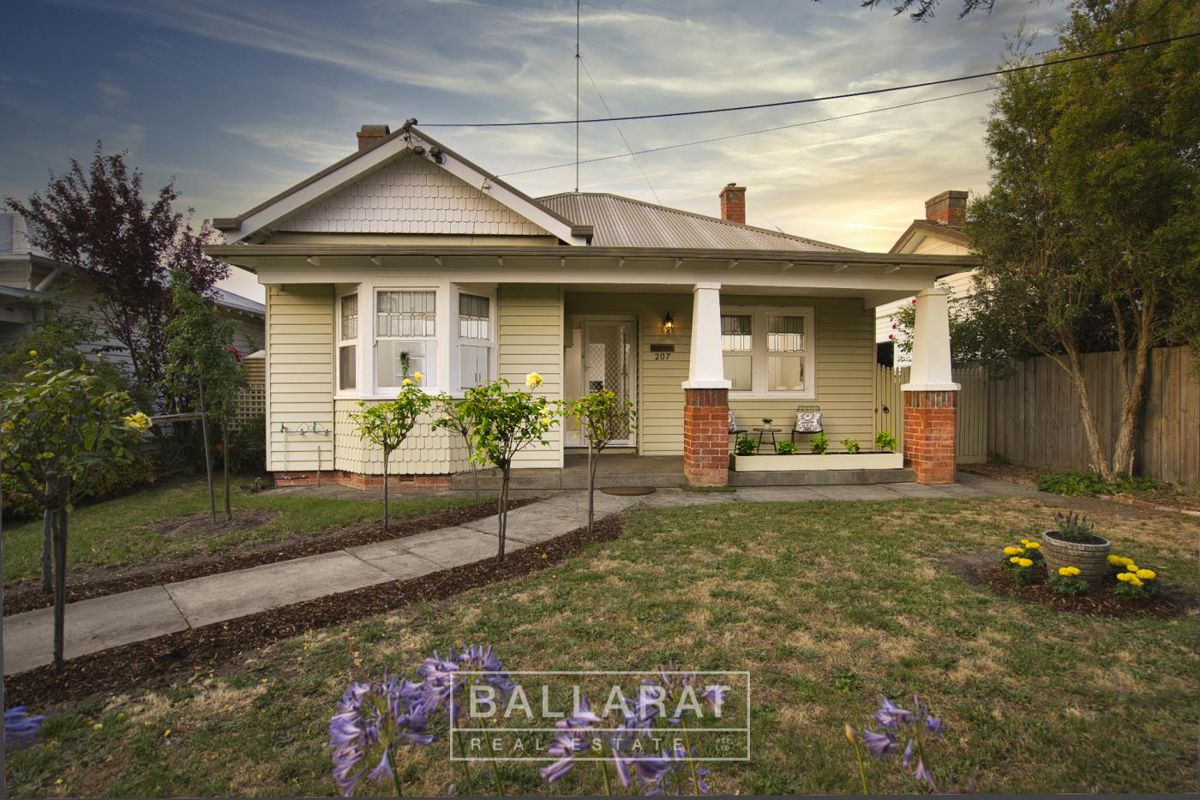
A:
[537,192,853,253]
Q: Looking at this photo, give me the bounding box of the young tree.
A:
[432,394,482,510]
[460,374,559,562]
[164,275,246,521]
[0,353,149,671]
[967,3,1199,479]
[568,389,636,533]
[350,375,432,530]
[6,146,227,407]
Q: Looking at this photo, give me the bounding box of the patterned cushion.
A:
[794,409,823,433]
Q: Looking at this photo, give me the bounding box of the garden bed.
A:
[3,497,537,616]
[732,451,903,471]
[3,514,623,709]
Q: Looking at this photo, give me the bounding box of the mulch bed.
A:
[969,560,1191,618]
[3,498,538,616]
[4,515,623,709]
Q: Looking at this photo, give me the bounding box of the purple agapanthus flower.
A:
[329,674,434,797]
[538,698,602,783]
[417,644,516,723]
[860,694,943,791]
[635,743,712,796]
[4,707,45,748]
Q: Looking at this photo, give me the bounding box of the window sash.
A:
[340,294,358,342]
[377,290,436,339]
[721,314,752,352]
[338,345,357,391]
[458,293,491,341]
[723,308,814,396]
[376,339,436,388]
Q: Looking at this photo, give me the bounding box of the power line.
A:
[426,31,1200,128]
[497,86,995,177]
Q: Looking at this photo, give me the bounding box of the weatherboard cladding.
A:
[538,192,850,253]
[278,153,551,237]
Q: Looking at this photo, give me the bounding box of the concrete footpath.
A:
[2,475,1029,675]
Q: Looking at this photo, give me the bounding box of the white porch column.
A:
[682,282,730,389]
[902,287,959,392]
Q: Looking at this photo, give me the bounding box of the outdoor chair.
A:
[729,409,746,446]
[790,405,823,444]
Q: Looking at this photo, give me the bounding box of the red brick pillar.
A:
[903,390,958,485]
[683,388,730,486]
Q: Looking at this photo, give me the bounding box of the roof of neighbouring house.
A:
[889,219,970,254]
[212,287,265,317]
[537,192,853,253]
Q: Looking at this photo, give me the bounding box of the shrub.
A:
[776,440,797,455]
[811,432,829,454]
[735,436,758,456]
[1047,566,1089,596]
[841,438,861,454]
[1036,469,1159,497]
[2,452,158,520]
[874,431,897,452]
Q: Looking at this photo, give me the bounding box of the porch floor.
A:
[450,452,915,491]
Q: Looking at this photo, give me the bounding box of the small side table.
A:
[753,425,783,453]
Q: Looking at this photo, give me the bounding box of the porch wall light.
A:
[662,312,675,334]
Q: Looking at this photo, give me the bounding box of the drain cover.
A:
[601,487,657,496]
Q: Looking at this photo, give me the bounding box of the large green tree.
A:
[968,0,1199,480]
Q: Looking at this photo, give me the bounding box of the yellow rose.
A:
[539,416,553,426]
[28,349,37,358]
[1017,558,1033,568]
[123,412,153,432]
[1136,569,1156,580]
[1024,541,1040,550]
[412,371,424,383]
[1003,546,1023,556]
[526,372,544,389]
[401,378,414,387]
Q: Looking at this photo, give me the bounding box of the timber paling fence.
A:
[986,347,1198,488]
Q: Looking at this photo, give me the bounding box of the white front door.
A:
[568,318,637,447]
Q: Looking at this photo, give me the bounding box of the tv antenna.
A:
[574,0,580,192]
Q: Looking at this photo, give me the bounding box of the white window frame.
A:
[335,288,360,397]
[373,286,439,393]
[455,288,496,392]
[722,305,816,399]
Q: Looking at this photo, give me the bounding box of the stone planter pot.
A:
[1039,529,1111,585]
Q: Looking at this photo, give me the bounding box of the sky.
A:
[0,0,1069,301]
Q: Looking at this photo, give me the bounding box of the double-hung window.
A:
[338,292,358,391]
[375,289,437,389]
[721,307,814,397]
[721,314,753,391]
[458,293,492,389]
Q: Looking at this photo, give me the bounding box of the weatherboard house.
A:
[208,122,974,488]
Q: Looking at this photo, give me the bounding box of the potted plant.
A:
[761,417,773,426]
[811,432,829,454]
[841,438,861,454]
[1039,512,1111,584]
[776,440,796,455]
[874,431,897,453]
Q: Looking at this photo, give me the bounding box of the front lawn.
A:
[2,477,474,584]
[6,496,1197,795]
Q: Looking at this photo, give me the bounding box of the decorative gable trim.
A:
[215,124,589,246]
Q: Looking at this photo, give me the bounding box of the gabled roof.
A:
[889,219,969,255]
[214,124,591,246]
[538,192,852,253]
[212,287,265,318]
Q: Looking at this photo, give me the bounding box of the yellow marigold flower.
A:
[401,378,414,387]
[1128,576,1144,588]
[1009,556,1021,564]
[1003,546,1023,556]
[1136,569,1156,580]
[1019,538,1030,545]
[412,371,424,383]
[526,372,544,388]
[1116,572,1132,582]
[1016,558,1033,568]
[1024,541,1040,549]
[1058,566,1080,577]
[1107,555,1124,566]
[1118,556,1135,567]
[1125,564,1139,574]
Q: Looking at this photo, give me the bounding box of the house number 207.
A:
[653,352,671,360]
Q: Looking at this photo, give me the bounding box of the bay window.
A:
[458,293,492,389]
[338,292,358,391]
[721,306,815,397]
[376,289,437,388]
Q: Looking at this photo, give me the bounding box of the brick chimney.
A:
[719,183,746,225]
[925,190,967,227]
[356,124,391,151]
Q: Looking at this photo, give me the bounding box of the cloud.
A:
[97,80,129,110]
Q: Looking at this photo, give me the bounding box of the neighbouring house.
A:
[207,122,975,487]
[875,191,973,367]
[0,212,265,362]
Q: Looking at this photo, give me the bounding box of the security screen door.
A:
[580,319,636,446]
